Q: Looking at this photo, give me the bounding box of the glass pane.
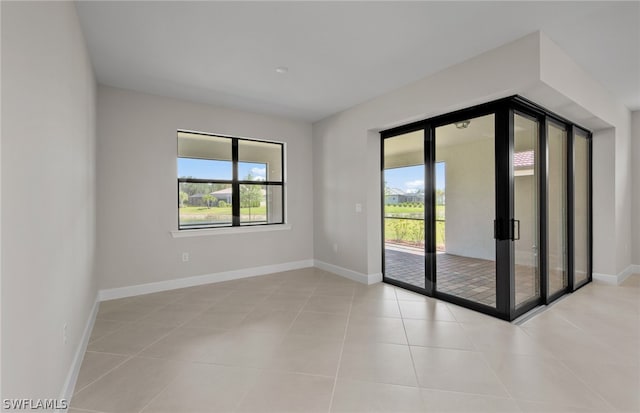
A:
[179,183,232,228]
[266,185,284,224]
[239,140,282,181]
[178,132,232,180]
[178,158,232,180]
[548,122,568,295]
[574,131,589,285]
[436,162,446,252]
[238,162,267,181]
[240,184,283,225]
[435,114,496,308]
[514,114,540,307]
[383,130,425,289]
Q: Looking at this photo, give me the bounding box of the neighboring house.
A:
[385,188,425,205]
[188,193,205,206]
[210,188,233,204]
[188,188,266,206]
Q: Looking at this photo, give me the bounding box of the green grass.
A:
[179,205,267,224]
[385,204,445,220]
[384,205,425,214]
[180,204,445,246]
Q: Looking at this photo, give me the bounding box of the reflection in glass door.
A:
[573,129,590,286]
[548,122,568,297]
[383,130,425,290]
[380,96,591,321]
[514,113,540,308]
[434,114,497,308]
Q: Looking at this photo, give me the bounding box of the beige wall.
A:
[437,138,495,261]
[539,35,633,276]
[314,33,542,276]
[632,111,640,266]
[313,31,633,280]
[95,86,314,290]
[1,1,97,400]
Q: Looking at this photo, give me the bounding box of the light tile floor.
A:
[70,268,640,413]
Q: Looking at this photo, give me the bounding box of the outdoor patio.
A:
[384,245,558,307]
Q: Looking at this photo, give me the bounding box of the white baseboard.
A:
[619,265,639,284]
[592,272,618,285]
[99,259,314,301]
[59,294,99,411]
[593,265,639,286]
[314,260,382,285]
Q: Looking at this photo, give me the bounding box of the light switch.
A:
[355,203,362,213]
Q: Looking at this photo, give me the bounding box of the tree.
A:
[240,184,262,219]
[202,194,217,208]
[179,191,189,207]
[179,178,227,196]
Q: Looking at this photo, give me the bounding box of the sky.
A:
[179,157,445,193]
[384,162,445,193]
[178,158,266,181]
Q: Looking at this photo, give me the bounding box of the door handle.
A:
[512,219,520,241]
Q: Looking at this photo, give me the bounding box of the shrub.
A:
[218,200,227,208]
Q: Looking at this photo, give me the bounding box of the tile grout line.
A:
[399,290,521,407]
[326,282,356,413]
[394,287,426,409]
[73,287,237,409]
[134,282,284,413]
[132,284,272,413]
[453,321,519,403]
[555,356,618,410]
[87,291,187,347]
[474,347,519,404]
[71,295,188,398]
[72,297,185,398]
[71,354,134,397]
[231,270,327,412]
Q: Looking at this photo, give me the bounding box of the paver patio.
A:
[384,245,564,307]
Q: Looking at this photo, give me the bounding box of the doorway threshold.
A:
[512,292,571,325]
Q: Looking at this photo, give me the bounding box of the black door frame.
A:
[381,95,593,321]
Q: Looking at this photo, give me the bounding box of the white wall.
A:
[1,1,97,401]
[313,31,632,280]
[314,33,541,276]
[437,138,495,260]
[95,86,313,290]
[632,111,640,266]
[538,34,633,277]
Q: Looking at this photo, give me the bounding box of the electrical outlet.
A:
[355,203,362,213]
[182,252,190,262]
[63,323,68,345]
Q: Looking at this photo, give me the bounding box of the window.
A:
[177,131,284,229]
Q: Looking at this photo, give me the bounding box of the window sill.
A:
[170,224,291,238]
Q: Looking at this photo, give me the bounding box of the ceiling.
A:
[75,1,640,122]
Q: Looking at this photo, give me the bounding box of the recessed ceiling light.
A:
[275,66,289,74]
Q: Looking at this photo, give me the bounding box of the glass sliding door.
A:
[380,96,591,321]
[513,113,540,308]
[573,129,590,287]
[383,130,426,290]
[547,122,568,298]
[434,114,497,308]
